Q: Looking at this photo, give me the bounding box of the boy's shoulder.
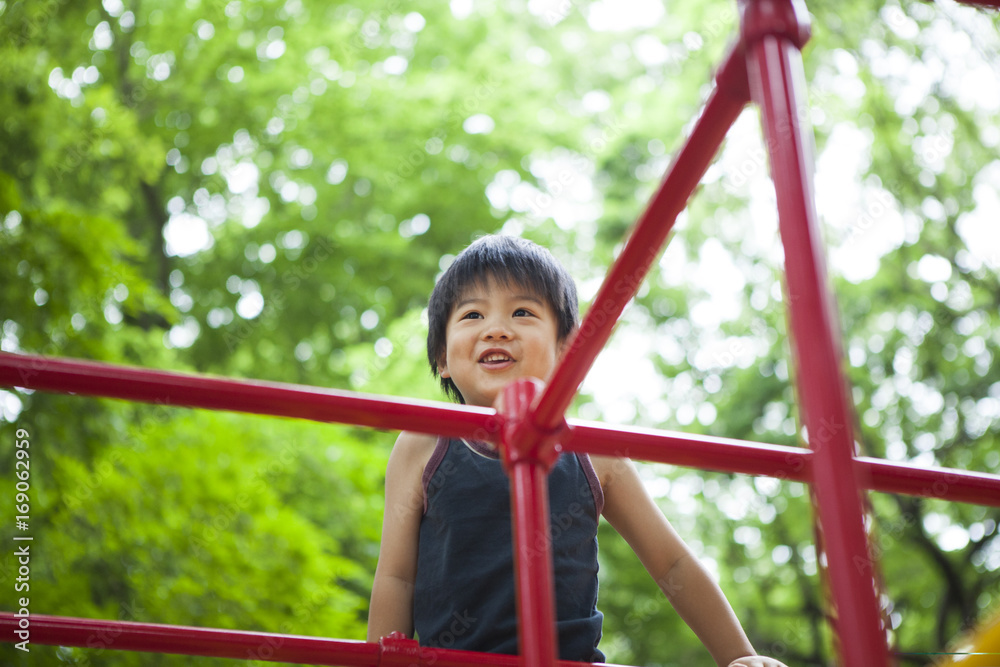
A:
[393,430,439,449]
[388,431,440,471]
[588,454,641,492]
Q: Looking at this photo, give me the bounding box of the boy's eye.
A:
[461,311,483,320]
[513,308,533,317]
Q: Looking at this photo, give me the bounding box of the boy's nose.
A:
[482,321,512,340]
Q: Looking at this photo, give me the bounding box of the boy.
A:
[368,235,788,667]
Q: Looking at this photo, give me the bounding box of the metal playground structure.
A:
[3,0,1000,664]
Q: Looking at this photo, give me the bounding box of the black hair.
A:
[427,235,579,403]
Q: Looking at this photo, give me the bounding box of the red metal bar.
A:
[741,0,892,664]
[568,422,1000,506]
[0,352,500,443]
[0,613,626,667]
[0,612,378,666]
[528,42,752,437]
[509,462,558,667]
[0,6,989,667]
[499,378,561,667]
[4,352,999,505]
[858,457,1000,507]
[568,420,812,482]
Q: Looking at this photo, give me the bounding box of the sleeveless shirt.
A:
[414,437,606,662]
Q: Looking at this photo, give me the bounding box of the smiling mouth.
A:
[479,352,514,366]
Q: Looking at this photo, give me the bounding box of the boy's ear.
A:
[557,327,578,358]
[437,354,450,379]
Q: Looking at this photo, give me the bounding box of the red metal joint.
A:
[714,41,751,104]
[378,632,422,667]
[498,378,565,473]
[739,0,811,50]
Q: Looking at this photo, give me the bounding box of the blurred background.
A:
[1,0,998,664]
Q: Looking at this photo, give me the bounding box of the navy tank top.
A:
[414,437,605,662]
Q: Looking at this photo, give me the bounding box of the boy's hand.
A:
[728,657,789,667]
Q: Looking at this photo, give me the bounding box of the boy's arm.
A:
[367,431,435,642]
[595,456,787,667]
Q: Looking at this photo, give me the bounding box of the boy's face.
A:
[439,277,565,408]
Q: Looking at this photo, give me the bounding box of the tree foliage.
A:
[1,0,998,665]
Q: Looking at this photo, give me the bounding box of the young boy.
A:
[368,235,789,667]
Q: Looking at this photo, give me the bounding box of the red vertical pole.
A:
[740,0,892,665]
[499,378,562,667]
[509,461,557,667]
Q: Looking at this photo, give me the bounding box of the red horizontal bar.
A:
[859,456,1000,507]
[567,420,812,482]
[566,421,1000,507]
[0,352,499,443]
[0,612,376,666]
[0,613,626,667]
[4,352,1000,506]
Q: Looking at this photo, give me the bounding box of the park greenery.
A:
[1,0,998,665]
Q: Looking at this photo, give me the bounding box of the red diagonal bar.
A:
[528,42,752,435]
[0,352,500,443]
[741,0,892,663]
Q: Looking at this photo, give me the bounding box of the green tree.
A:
[2,0,998,665]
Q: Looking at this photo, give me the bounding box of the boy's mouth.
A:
[479,350,515,367]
